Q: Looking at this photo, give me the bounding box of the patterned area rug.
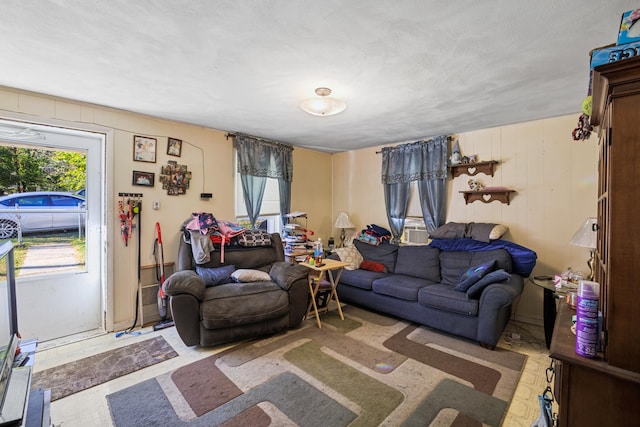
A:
[33,336,177,401]
[107,307,526,426]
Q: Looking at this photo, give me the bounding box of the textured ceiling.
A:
[0,1,635,152]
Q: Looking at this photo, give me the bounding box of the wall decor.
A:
[159,160,191,195]
[167,137,182,157]
[133,135,157,163]
[132,171,155,187]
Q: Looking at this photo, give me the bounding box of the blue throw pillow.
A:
[466,269,511,298]
[196,265,235,287]
[453,259,497,292]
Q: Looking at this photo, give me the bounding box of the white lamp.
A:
[569,217,598,280]
[299,87,347,117]
[334,211,355,247]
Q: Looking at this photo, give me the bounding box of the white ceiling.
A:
[0,1,635,152]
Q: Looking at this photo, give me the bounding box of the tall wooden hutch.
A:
[549,56,640,425]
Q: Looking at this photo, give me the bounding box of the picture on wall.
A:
[159,160,191,195]
[132,171,155,187]
[167,137,182,157]
[133,135,157,163]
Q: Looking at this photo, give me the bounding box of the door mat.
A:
[107,307,526,426]
[32,335,177,401]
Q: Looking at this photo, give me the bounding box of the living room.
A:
[1,1,637,426]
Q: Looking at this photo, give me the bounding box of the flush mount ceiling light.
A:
[299,87,347,116]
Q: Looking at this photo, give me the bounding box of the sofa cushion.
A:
[354,240,399,273]
[394,245,441,281]
[338,269,389,290]
[196,265,235,287]
[201,283,289,329]
[418,284,479,316]
[372,274,436,301]
[453,259,497,292]
[334,245,364,270]
[440,249,512,286]
[429,222,467,239]
[466,269,511,298]
[231,269,272,282]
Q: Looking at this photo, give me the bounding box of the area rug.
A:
[107,307,526,426]
[32,335,177,401]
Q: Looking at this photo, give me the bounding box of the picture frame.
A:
[132,170,155,187]
[167,137,182,157]
[133,135,157,163]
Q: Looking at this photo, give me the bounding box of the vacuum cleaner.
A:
[153,222,174,331]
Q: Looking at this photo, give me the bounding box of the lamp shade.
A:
[569,217,597,249]
[334,211,354,229]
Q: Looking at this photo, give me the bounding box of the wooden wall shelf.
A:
[459,188,515,205]
[449,160,499,178]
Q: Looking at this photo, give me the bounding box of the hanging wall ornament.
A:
[159,160,192,195]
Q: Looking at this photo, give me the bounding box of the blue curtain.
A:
[235,134,293,228]
[381,135,448,241]
[383,182,411,243]
[278,178,291,229]
[240,175,266,227]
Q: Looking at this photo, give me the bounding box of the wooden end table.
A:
[300,259,350,328]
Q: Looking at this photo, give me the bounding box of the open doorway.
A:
[0,120,105,342]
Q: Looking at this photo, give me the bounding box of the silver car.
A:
[0,192,86,239]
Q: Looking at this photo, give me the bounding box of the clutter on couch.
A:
[163,216,310,347]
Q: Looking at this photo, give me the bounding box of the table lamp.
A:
[334,211,355,247]
[569,217,597,281]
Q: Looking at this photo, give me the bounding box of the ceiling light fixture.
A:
[299,87,347,117]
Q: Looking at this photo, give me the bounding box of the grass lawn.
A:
[0,232,85,277]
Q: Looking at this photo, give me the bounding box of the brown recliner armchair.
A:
[163,229,309,347]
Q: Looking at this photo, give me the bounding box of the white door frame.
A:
[0,112,115,335]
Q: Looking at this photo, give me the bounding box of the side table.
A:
[529,276,574,349]
[300,259,350,328]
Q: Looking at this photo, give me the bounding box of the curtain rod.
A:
[226,132,293,149]
[375,135,453,154]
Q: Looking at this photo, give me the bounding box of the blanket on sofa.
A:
[427,238,537,277]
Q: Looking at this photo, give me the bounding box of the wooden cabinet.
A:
[591,56,640,373]
[550,56,640,426]
[550,306,640,427]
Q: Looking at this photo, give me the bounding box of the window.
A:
[401,183,428,244]
[234,168,282,234]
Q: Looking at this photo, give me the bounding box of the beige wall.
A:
[1,84,597,327]
[332,114,598,324]
[0,86,332,331]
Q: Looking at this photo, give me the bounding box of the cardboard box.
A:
[590,41,640,69]
[618,9,640,45]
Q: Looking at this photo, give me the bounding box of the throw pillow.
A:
[453,259,497,292]
[196,265,235,287]
[231,269,271,283]
[489,224,509,240]
[360,260,386,273]
[429,222,467,239]
[334,246,364,270]
[466,269,511,298]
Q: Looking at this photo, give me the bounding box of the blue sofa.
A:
[336,240,534,348]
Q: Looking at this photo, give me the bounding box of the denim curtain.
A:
[235,134,293,228]
[383,182,411,243]
[278,178,291,229]
[381,135,448,241]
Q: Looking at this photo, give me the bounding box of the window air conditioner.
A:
[404,228,429,244]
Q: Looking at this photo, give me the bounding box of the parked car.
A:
[0,192,86,239]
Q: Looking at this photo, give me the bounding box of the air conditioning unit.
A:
[404,227,429,245]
